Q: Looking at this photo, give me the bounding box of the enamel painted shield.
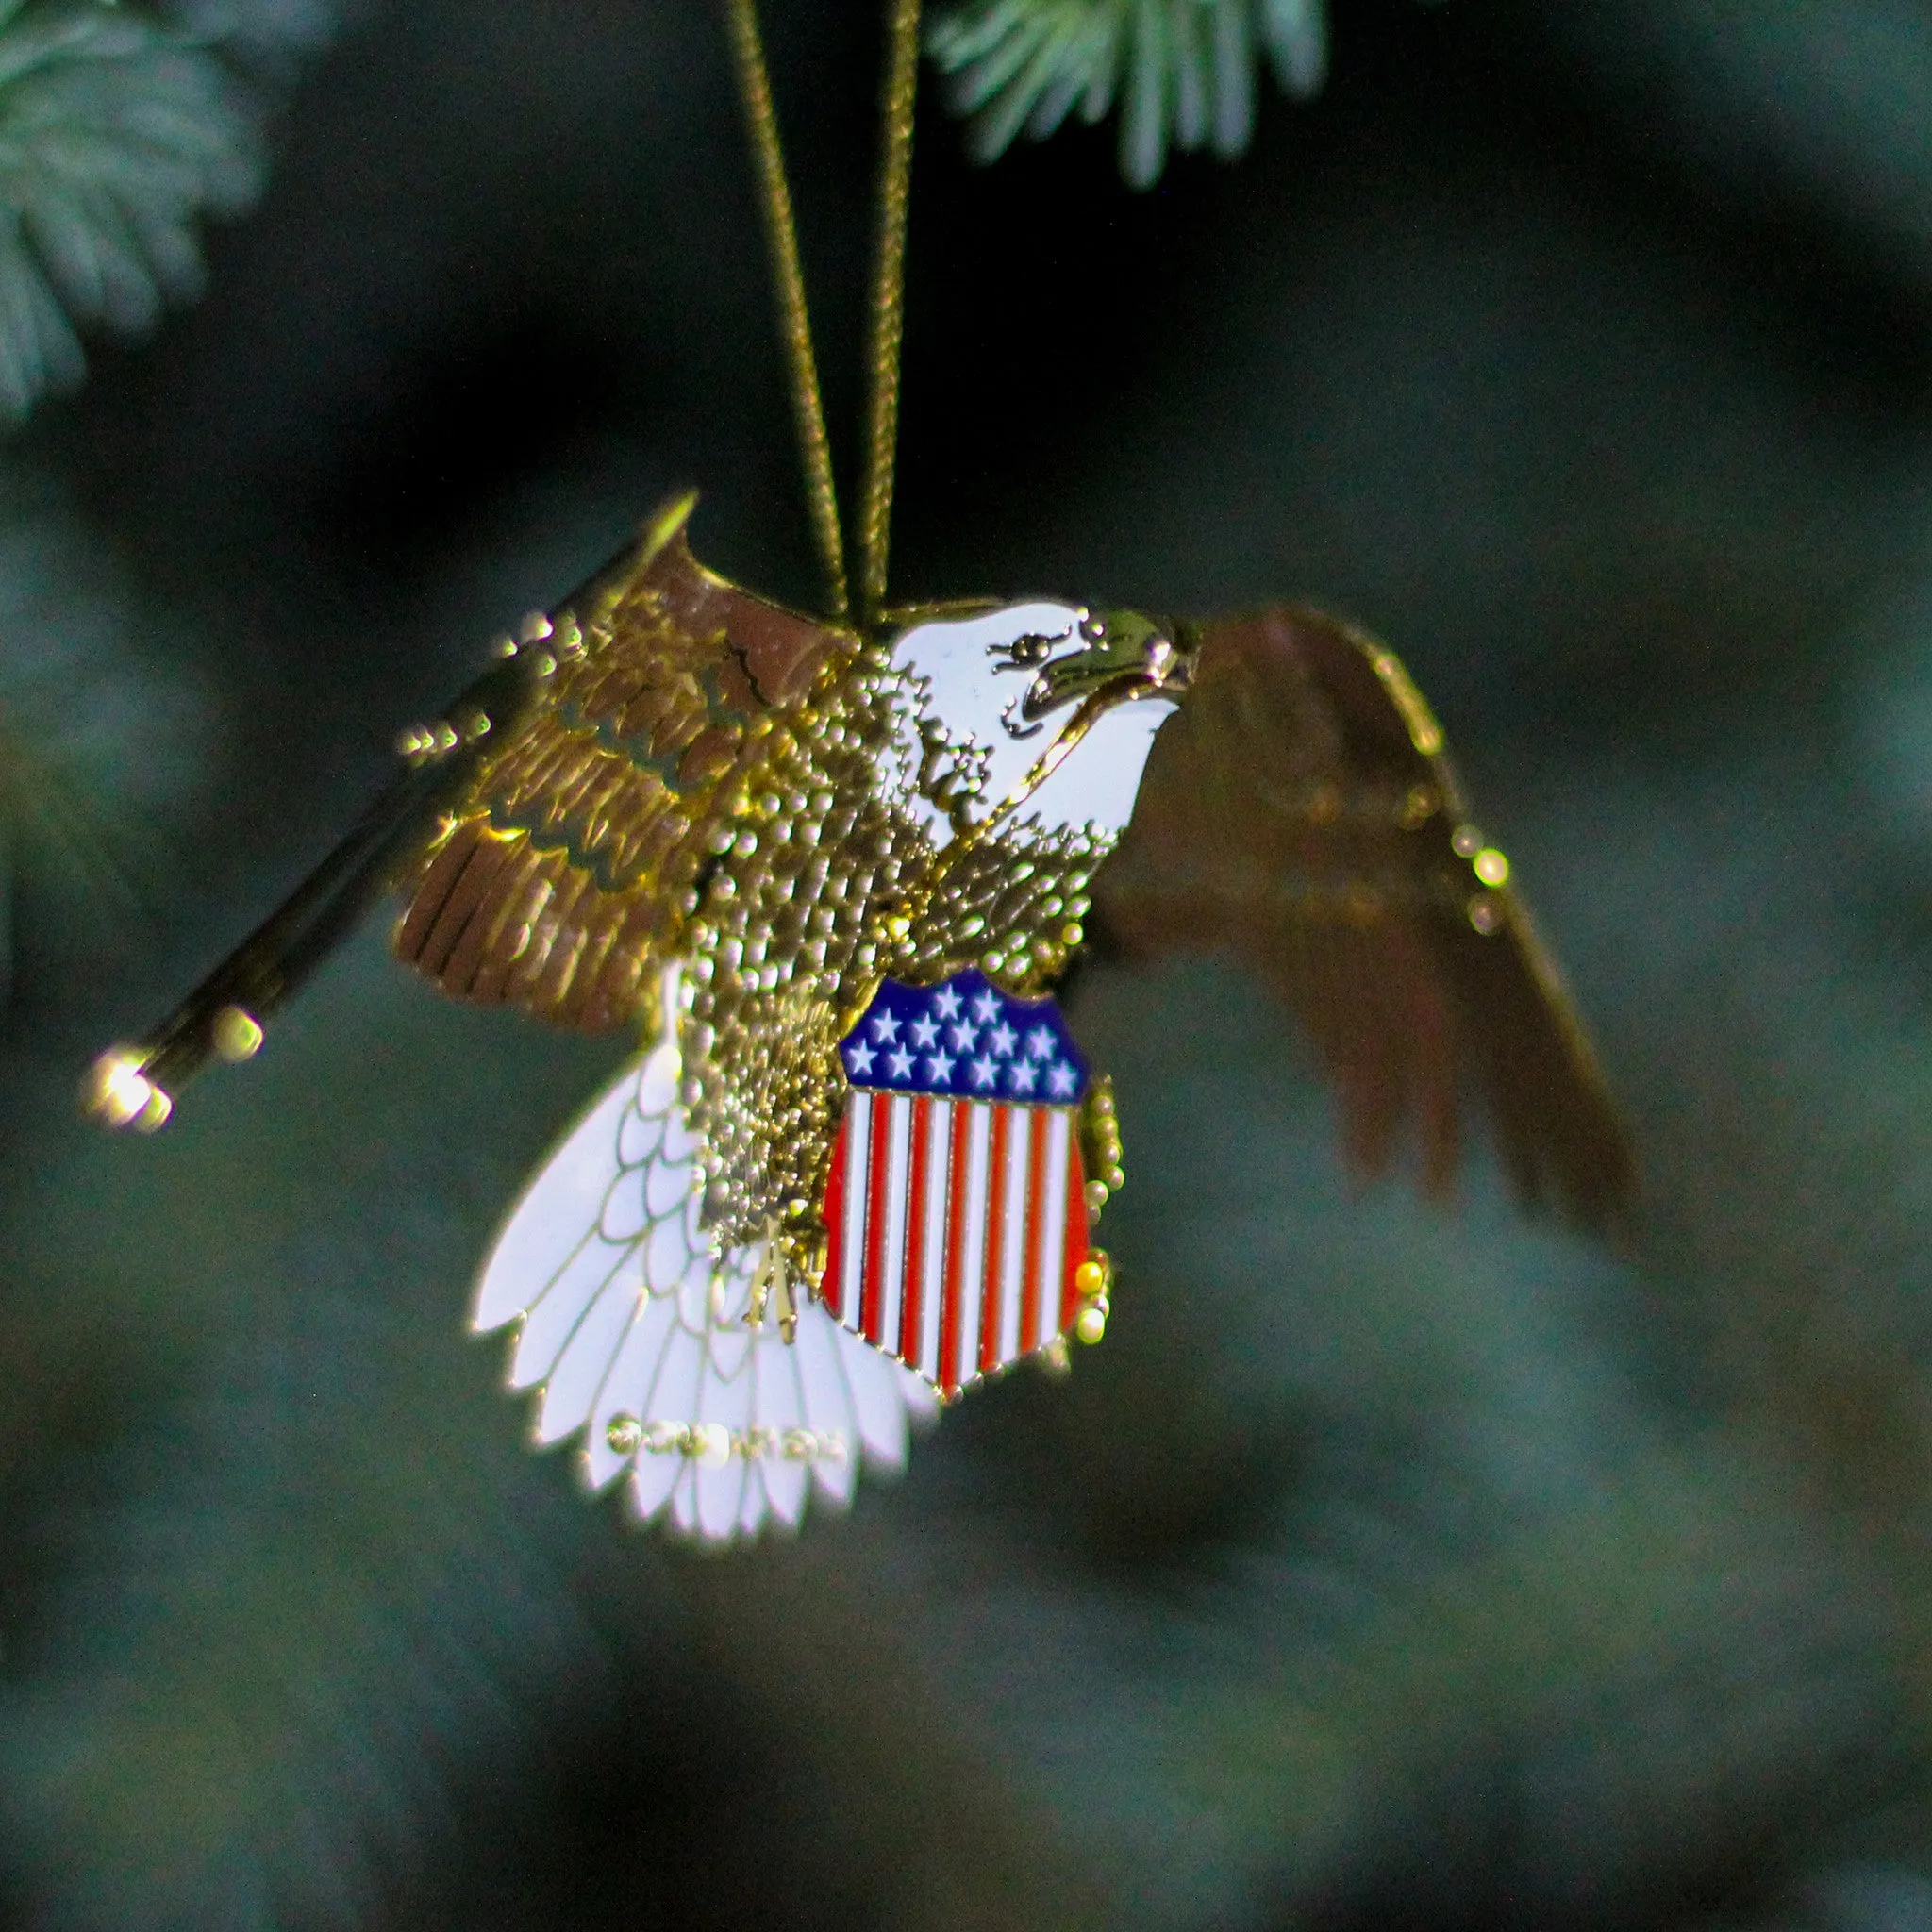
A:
[819,969,1091,1397]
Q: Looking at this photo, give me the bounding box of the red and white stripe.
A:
[819,1092,1089,1396]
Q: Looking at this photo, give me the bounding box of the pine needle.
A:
[0,0,266,422]
[929,0,1329,188]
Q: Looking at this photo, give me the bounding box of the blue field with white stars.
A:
[837,969,1089,1104]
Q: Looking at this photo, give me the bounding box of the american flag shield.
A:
[818,970,1091,1397]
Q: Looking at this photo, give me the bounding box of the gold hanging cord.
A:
[858,0,923,629]
[720,0,923,629]
[720,0,849,619]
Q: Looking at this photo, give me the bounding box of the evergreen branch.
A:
[0,0,263,422]
[165,0,355,72]
[0,466,207,1006]
[929,0,1327,189]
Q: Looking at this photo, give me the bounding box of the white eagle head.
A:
[887,599,1191,849]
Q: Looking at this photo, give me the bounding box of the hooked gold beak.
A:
[1014,608,1192,724]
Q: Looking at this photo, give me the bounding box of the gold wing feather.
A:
[391,491,858,1032]
[1092,605,1637,1231]
[84,492,859,1129]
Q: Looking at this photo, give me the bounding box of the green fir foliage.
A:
[928,0,1326,187]
[0,467,204,1003]
[167,0,345,60]
[0,0,261,421]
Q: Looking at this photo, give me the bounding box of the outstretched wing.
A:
[82,492,858,1127]
[474,992,938,1540]
[1093,606,1636,1231]
[392,490,858,1033]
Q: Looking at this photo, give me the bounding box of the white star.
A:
[933,986,962,1020]
[970,1056,997,1090]
[870,1011,900,1043]
[1025,1024,1056,1060]
[1007,1059,1039,1095]
[1046,1061,1077,1098]
[971,990,1001,1025]
[946,1023,976,1053]
[845,1041,875,1076]
[989,1021,1017,1058]
[910,1013,940,1047]
[925,1051,955,1085]
[888,1047,914,1079]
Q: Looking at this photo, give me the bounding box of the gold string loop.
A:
[720,0,850,620]
[858,0,923,630]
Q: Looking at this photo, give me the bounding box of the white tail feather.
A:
[471,963,939,1541]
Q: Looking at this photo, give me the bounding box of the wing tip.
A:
[636,486,702,570]
[1487,891,1641,1237]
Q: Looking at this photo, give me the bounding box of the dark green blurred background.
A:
[6,2,1932,1925]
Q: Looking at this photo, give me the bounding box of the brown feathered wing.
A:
[392,492,857,1033]
[1092,606,1636,1231]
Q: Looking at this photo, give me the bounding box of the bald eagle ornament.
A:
[86,491,1633,1541]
